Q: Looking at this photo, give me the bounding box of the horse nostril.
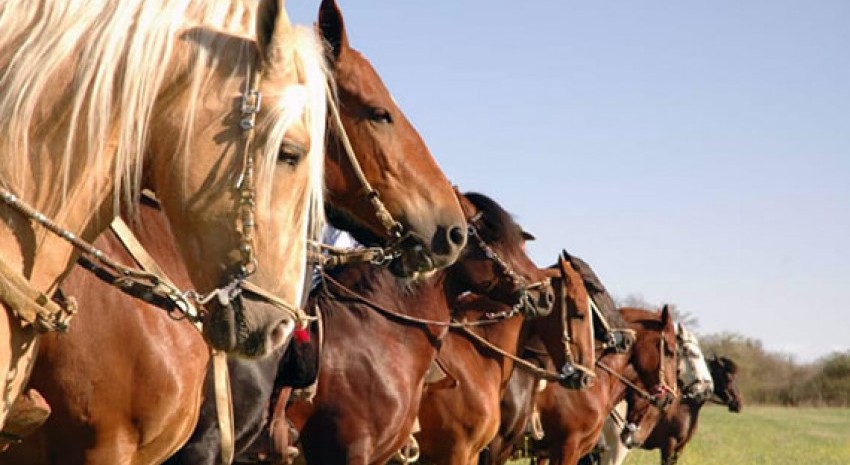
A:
[448,226,466,246]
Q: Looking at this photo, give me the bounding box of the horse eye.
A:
[368,107,393,124]
[278,143,306,167]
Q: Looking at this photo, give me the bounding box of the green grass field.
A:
[508,406,850,465]
[621,406,850,465]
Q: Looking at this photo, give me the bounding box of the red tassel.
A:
[293,328,310,343]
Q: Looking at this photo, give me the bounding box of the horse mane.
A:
[560,251,626,328]
[0,0,327,227]
[717,356,739,374]
[316,262,424,304]
[464,192,525,246]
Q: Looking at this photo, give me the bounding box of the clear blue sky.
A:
[288,1,850,362]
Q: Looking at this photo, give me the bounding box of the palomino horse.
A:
[415,255,596,465]
[282,192,555,465]
[0,0,467,431]
[2,1,469,463]
[163,2,478,463]
[0,0,330,431]
[595,355,742,465]
[522,307,677,465]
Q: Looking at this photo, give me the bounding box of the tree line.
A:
[700,332,850,407]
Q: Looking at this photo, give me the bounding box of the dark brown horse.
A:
[415,256,596,465]
[636,355,742,465]
[284,192,555,465]
[525,307,677,465]
[3,1,469,462]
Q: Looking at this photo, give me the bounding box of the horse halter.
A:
[465,212,551,318]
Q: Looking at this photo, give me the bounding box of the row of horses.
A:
[0,1,742,465]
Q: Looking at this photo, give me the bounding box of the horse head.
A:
[522,254,598,389]
[709,355,743,412]
[676,323,713,402]
[318,0,467,279]
[618,305,679,449]
[446,192,554,317]
[147,0,329,357]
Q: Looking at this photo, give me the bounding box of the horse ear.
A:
[557,252,570,283]
[660,304,672,327]
[256,0,292,70]
[521,230,536,242]
[318,0,349,62]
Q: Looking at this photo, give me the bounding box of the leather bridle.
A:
[465,212,551,318]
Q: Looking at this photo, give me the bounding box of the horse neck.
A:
[595,350,634,412]
[320,264,451,323]
[122,201,193,289]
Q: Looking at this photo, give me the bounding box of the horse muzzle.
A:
[621,423,640,449]
[203,293,295,358]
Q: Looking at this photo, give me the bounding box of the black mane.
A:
[561,251,626,328]
[464,192,525,246]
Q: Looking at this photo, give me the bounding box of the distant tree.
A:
[807,351,850,407]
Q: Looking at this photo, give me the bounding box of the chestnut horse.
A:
[416,255,596,465]
[0,0,335,431]
[525,307,678,465]
[597,355,742,465]
[283,192,555,465]
[3,1,467,462]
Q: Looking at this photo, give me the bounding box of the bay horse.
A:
[415,255,596,465]
[2,1,469,462]
[0,0,467,432]
[280,192,555,465]
[521,307,677,465]
[595,355,742,465]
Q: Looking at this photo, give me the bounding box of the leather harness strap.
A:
[109,219,235,465]
[213,351,235,465]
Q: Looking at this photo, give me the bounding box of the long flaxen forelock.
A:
[255,26,328,304]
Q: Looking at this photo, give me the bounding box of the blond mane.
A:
[0,0,327,247]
